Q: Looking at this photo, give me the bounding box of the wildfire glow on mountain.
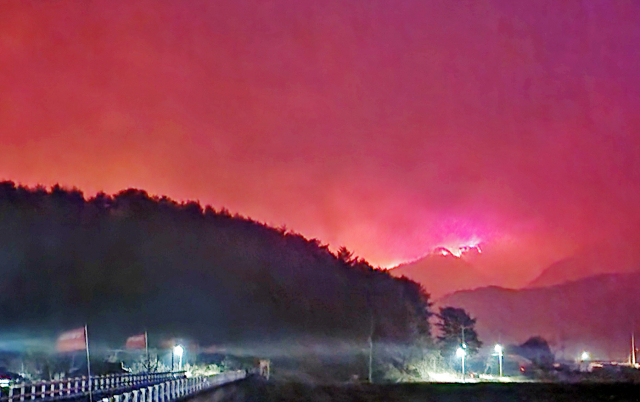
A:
[433,245,482,258]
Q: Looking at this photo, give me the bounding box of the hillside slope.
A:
[0,182,431,356]
[439,272,640,360]
[390,254,493,299]
[527,248,640,288]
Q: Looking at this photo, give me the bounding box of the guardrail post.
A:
[30,384,35,400]
[19,384,25,402]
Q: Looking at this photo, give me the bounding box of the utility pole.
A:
[367,308,374,383]
[632,332,637,366]
[494,344,504,377]
[365,283,375,384]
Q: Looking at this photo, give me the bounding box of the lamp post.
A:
[580,351,590,361]
[456,344,467,381]
[578,350,590,372]
[173,345,184,371]
[494,344,503,377]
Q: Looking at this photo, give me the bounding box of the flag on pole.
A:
[56,327,86,353]
[125,333,147,350]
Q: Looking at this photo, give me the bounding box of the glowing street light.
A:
[580,351,590,361]
[173,345,184,371]
[494,344,504,377]
[456,344,467,381]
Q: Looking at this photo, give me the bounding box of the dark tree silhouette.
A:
[0,181,435,381]
[511,336,554,368]
[436,306,482,357]
[336,246,356,266]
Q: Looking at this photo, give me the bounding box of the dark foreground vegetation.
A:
[196,377,640,402]
[0,182,434,379]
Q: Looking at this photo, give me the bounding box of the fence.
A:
[98,371,247,402]
[0,372,186,402]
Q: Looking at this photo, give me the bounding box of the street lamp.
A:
[580,351,590,361]
[456,344,467,381]
[494,344,504,377]
[173,345,184,371]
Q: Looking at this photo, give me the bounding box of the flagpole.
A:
[145,331,149,374]
[84,325,93,402]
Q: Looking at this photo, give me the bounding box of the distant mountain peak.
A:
[439,271,640,361]
[526,247,640,289]
[389,247,492,299]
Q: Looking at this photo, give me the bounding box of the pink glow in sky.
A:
[2,0,640,286]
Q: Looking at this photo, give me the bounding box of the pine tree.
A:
[436,306,482,357]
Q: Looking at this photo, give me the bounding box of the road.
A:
[190,377,640,402]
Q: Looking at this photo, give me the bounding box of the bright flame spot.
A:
[432,244,482,258]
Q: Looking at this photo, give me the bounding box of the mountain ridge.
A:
[527,252,640,288]
[389,252,494,299]
[439,271,640,360]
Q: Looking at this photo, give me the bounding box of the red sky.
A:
[2,0,640,286]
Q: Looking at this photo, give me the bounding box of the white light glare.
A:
[173,345,184,357]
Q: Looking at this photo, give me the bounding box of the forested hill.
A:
[0,182,431,352]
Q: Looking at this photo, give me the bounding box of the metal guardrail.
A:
[98,371,247,402]
[0,372,186,402]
